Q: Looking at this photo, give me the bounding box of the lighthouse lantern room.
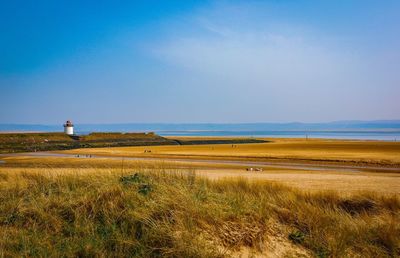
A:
[63,120,74,135]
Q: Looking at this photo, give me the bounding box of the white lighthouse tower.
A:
[63,120,74,135]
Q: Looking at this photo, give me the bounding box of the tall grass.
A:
[0,168,399,257]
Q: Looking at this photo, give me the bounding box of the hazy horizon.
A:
[1,1,399,124]
[2,119,400,129]
[1,119,400,125]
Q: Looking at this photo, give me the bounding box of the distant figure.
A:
[246,167,262,172]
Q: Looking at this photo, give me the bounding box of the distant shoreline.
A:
[1,130,400,141]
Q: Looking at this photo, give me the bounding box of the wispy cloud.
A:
[151,2,399,122]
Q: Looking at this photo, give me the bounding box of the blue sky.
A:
[1,0,399,124]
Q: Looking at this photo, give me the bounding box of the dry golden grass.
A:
[1,156,180,169]
[60,138,400,167]
[0,166,399,257]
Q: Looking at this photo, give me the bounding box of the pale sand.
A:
[194,168,400,194]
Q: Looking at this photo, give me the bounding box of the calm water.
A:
[2,122,400,141]
[156,130,400,141]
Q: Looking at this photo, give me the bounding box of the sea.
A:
[2,121,400,141]
[155,130,400,141]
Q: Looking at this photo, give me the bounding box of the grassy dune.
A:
[80,132,177,147]
[0,167,399,257]
[0,132,265,154]
[0,133,76,153]
[0,132,177,153]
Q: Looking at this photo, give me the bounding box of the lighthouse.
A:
[63,120,74,135]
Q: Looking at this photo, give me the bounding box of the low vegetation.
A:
[0,167,398,257]
[0,132,178,153]
[0,132,266,154]
[78,132,178,148]
[0,133,76,153]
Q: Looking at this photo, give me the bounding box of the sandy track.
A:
[195,168,400,194]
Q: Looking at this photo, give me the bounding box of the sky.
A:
[1,0,399,124]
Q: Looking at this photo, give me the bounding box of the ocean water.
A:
[2,121,400,141]
[156,130,400,141]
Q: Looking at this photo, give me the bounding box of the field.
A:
[60,137,400,167]
[2,155,400,195]
[0,137,399,257]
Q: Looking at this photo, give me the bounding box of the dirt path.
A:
[194,168,400,194]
